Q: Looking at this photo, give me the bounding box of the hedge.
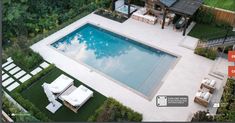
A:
[194,47,217,60]
[215,78,235,122]
[88,98,142,122]
[11,64,55,122]
[12,48,43,72]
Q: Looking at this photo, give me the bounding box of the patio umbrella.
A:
[42,83,56,107]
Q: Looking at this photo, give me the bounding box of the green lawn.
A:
[204,0,235,11]
[20,67,107,121]
[188,23,234,41]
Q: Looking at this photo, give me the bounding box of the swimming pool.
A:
[51,23,177,99]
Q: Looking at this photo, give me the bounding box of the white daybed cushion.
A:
[62,85,93,107]
[49,74,74,93]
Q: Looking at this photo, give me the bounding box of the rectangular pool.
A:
[51,23,177,99]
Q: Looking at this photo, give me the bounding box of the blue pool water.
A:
[51,23,177,98]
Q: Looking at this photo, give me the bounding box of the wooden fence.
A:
[202,5,235,27]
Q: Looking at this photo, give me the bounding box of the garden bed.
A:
[94,9,128,23]
[194,47,218,60]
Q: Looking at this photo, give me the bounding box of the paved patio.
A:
[31,13,229,121]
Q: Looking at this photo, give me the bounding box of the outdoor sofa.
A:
[200,78,216,93]
[194,89,212,107]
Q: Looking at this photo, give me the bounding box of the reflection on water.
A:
[51,24,177,97]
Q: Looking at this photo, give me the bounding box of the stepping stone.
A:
[40,62,49,69]
[2,74,9,81]
[2,78,14,87]
[19,74,32,83]
[9,66,21,75]
[7,57,13,61]
[2,57,14,68]
[4,63,16,71]
[6,82,20,92]
[30,67,42,75]
[2,61,13,68]
[14,70,26,79]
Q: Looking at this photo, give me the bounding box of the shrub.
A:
[88,98,142,122]
[194,9,215,24]
[192,111,214,121]
[194,47,217,60]
[12,48,43,71]
[215,79,235,122]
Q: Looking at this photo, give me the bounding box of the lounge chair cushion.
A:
[209,80,216,87]
[203,92,210,101]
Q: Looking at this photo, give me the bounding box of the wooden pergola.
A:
[142,0,203,36]
[168,0,203,35]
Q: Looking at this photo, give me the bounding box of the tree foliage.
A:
[3,0,111,44]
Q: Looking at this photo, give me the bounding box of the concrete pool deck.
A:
[31,13,229,121]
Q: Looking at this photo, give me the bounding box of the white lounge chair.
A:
[194,90,212,107]
[61,85,93,113]
[45,74,74,97]
[200,78,216,93]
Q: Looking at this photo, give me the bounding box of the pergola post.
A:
[162,7,167,29]
[183,16,189,36]
[111,0,116,11]
[128,0,131,17]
